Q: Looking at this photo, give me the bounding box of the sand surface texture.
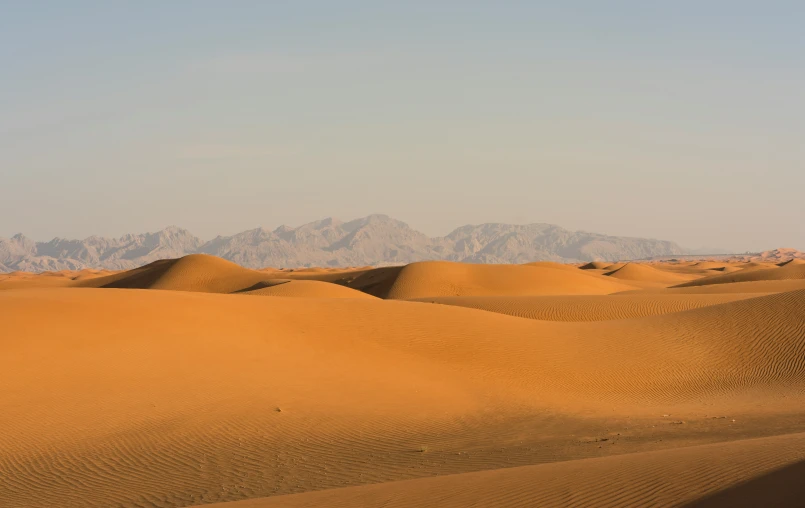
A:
[1,256,803,507]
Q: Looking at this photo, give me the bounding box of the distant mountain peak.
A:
[1,215,690,272]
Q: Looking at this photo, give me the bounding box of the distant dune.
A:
[380,261,637,299]
[673,261,805,288]
[604,263,697,283]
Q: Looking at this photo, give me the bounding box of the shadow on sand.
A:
[684,459,805,508]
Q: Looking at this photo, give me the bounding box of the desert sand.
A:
[1,255,804,507]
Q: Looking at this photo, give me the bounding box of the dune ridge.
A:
[381,261,637,299]
[605,263,697,283]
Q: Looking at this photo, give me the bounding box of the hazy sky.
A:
[1,1,803,252]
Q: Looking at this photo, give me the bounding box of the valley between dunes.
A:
[1,255,804,507]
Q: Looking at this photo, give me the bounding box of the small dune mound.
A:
[382,261,636,299]
[708,265,744,273]
[71,269,116,281]
[522,261,577,271]
[740,261,778,269]
[604,263,694,283]
[76,255,376,294]
[6,271,34,277]
[238,279,377,299]
[40,270,72,278]
[603,262,626,271]
[79,254,272,293]
[579,261,612,270]
[674,261,805,288]
[778,258,805,267]
[691,261,730,269]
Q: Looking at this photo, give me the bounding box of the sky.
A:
[1,1,803,252]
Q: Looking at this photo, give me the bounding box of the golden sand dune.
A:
[674,261,805,288]
[605,262,698,283]
[740,261,779,269]
[706,265,745,273]
[411,293,759,321]
[0,272,77,289]
[199,432,805,508]
[690,261,733,270]
[655,261,746,275]
[1,285,803,506]
[237,279,377,299]
[378,261,637,299]
[521,261,580,271]
[77,254,277,293]
[579,261,612,269]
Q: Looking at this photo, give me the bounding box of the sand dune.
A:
[605,262,698,283]
[674,261,805,288]
[67,254,369,295]
[707,265,745,273]
[77,254,278,293]
[740,261,779,269]
[690,261,732,270]
[579,261,612,269]
[198,432,805,508]
[1,285,803,506]
[0,271,77,289]
[522,261,580,271]
[379,261,637,299]
[411,293,759,321]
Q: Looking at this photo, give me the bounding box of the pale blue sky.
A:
[1,1,803,251]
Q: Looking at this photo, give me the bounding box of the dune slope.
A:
[198,432,805,508]
[605,263,697,283]
[411,294,760,321]
[237,279,376,299]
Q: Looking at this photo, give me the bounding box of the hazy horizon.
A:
[2,2,803,252]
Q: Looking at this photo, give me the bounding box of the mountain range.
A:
[0,214,692,272]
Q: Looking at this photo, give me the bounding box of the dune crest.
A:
[382,261,637,299]
[605,263,697,283]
